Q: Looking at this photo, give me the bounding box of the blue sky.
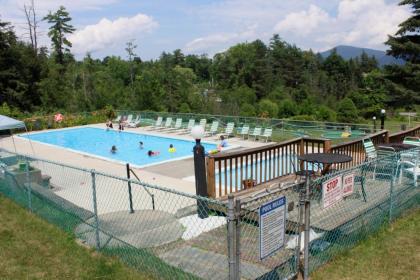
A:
[0,0,410,60]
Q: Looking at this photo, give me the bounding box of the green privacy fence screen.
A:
[0,147,418,279]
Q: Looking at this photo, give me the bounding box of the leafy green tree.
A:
[337,98,359,123]
[43,6,75,65]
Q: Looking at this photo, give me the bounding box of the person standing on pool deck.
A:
[106,120,113,130]
[111,145,117,153]
[139,141,144,149]
[118,120,124,131]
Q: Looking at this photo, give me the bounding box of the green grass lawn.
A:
[312,208,420,280]
[0,194,152,280]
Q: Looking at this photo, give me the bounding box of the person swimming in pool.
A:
[168,144,176,153]
[148,150,160,157]
[111,145,117,153]
[139,141,144,149]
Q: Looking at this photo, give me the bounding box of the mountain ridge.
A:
[319,45,404,66]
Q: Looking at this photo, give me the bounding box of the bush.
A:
[240,103,256,117]
[258,99,278,118]
[316,105,337,121]
[278,99,298,118]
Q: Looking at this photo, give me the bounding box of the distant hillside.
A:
[319,45,405,66]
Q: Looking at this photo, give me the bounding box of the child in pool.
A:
[148,150,160,157]
[168,144,176,153]
[111,145,117,153]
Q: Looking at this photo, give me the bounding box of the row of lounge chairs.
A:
[113,114,141,128]
[145,116,273,142]
[113,114,273,142]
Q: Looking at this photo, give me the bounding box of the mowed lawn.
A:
[0,194,152,280]
[312,207,420,280]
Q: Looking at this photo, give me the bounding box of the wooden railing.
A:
[330,130,389,170]
[388,125,420,143]
[206,137,329,198]
[206,127,419,199]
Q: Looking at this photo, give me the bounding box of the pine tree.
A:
[43,6,75,65]
[384,0,420,108]
[386,0,420,63]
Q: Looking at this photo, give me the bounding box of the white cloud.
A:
[69,14,158,55]
[184,25,257,54]
[273,0,410,51]
[274,5,330,36]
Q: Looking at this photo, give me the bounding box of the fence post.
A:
[296,182,305,276]
[90,170,101,250]
[235,198,241,279]
[303,175,311,280]
[25,156,32,212]
[227,194,238,280]
[388,156,397,223]
[126,163,135,214]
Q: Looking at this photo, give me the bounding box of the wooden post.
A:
[206,157,216,198]
[384,130,389,144]
[299,138,305,170]
[324,139,332,153]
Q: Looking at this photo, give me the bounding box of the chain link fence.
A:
[117,110,378,142]
[306,148,420,275]
[0,147,418,279]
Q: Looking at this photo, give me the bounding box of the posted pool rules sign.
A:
[259,196,286,260]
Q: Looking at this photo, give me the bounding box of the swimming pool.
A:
[20,127,217,167]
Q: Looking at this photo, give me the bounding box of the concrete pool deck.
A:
[1,123,272,195]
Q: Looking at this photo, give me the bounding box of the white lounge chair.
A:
[250,127,262,140]
[199,119,207,129]
[157,117,173,130]
[219,122,235,138]
[205,121,219,137]
[113,115,121,123]
[238,125,249,139]
[125,114,133,125]
[178,119,195,134]
[127,115,141,128]
[167,118,183,132]
[261,128,273,142]
[147,117,163,130]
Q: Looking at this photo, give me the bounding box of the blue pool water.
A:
[21,127,217,167]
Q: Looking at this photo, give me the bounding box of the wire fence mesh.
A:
[306,148,420,274]
[0,146,418,279]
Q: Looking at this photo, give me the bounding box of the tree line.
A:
[0,1,419,123]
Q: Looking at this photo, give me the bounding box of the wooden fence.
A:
[329,130,389,170]
[388,125,420,143]
[206,138,328,198]
[206,126,420,198]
